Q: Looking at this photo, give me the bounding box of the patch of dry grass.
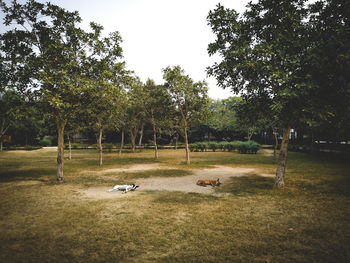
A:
[0,149,349,262]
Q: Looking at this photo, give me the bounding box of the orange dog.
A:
[196,178,221,187]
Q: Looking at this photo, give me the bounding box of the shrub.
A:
[218,141,228,151]
[71,143,80,149]
[196,142,207,152]
[103,143,113,148]
[189,143,196,152]
[24,145,42,150]
[208,142,219,152]
[236,141,261,154]
[246,141,261,154]
[227,141,239,152]
[90,144,98,149]
[237,141,248,154]
[39,139,51,147]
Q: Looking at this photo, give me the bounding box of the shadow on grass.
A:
[112,169,193,179]
[153,191,219,204]
[0,168,56,182]
[217,175,275,196]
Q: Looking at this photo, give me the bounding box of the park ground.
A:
[0,148,349,262]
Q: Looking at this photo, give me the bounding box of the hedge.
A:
[189,141,261,154]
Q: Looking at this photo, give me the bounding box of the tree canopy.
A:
[207,0,350,187]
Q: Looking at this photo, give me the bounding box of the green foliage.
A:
[102,143,113,152]
[90,144,98,149]
[23,145,42,150]
[305,0,350,141]
[237,141,261,154]
[208,141,219,152]
[203,97,243,141]
[64,143,90,149]
[218,141,228,151]
[197,142,207,152]
[207,1,313,128]
[163,65,210,137]
[189,143,196,152]
[191,140,261,154]
[39,139,51,147]
[71,143,80,149]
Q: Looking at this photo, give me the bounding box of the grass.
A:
[0,148,349,262]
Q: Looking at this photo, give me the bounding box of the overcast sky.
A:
[2,0,250,99]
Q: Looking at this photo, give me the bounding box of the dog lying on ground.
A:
[107,184,139,193]
[196,178,221,187]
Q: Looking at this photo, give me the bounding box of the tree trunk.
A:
[118,129,124,157]
[184,125,190,165]
[311,131,315,153]
[130,130,137,153]
[98,127,103,166]
[152,118,158,159]
[248,130,253,141]
[138,123,144,150]
[0,141,3,151]
[56,120,66,182]
[274,126,291,188]
[68,134,72,160]
[273,128,278,161]
[175,135,178,150]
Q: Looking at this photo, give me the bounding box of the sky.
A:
[1,0,250,99]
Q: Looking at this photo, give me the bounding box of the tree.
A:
[125,77,146,153]
[207,1,313,187]
[235,93,281,159]
[163,65,209,164]
[1,1,92,182]
[204,97,243,141]
[305,0,350,142]
[83,25,126,166]
[142,79,172,159]
[0,90,25,150]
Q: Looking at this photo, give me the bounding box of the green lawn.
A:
[0,148,349,262]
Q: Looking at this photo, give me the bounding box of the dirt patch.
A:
[6,147,57,154]
[136,166,259,194]
[78,187,141,199]
[96,164,162,174]
[261,149,274,156]
[79,165,274,199]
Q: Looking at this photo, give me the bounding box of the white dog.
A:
[107,184,139,193]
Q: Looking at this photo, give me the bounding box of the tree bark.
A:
[68,134,72,160]
[0,141,2,151]
[130,129,137,153]
[175,134,178,150]
[184,124,190,164]
[138,123,144,150]
[98,127,103,166]
[152,117,158,159]
[273,128,278,161]
[118,129,124,157]
[274,126,291,188]
[56,120,66,182]
[248,130,253,141]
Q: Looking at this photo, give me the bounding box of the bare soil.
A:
[79,165,274,199]
[95,163,162,174]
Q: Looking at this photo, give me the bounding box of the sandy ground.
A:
[94,164,162,174]
[5,146,58,154]
[261,149,275,156]
[80,165,274,199]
